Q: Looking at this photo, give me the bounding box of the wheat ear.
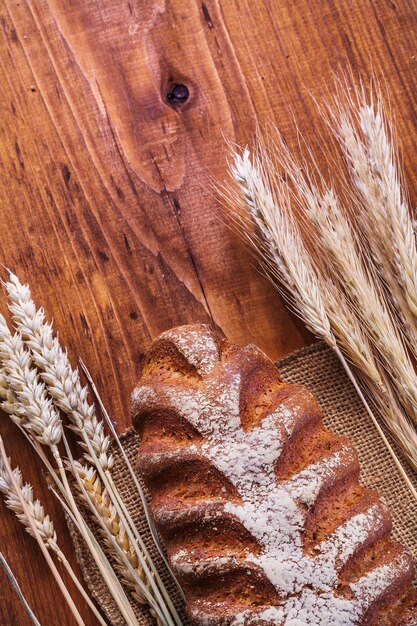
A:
[3,276,112,471]
[5,273,182,626]
[0,313,62,447]
[336,91,417,339]
[0,363,63,488]
[74,462,164,624]
[0,444,108,625]
[263,130,417,424]
[229,146,417,498]
[0,315,142,624]
[231,148,335,346]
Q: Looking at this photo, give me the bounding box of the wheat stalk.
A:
[0,552,42,626]
[0,305,144,625]
[326,290,417,469]
[229,144,417,497]
[68,451,173,625]
[0,439,88,626]
[4,273,182,626]
[0,446,138,626]
[0,442,109,625]
[258,129,417,438]
[260,128,417,470]
[80,357,185,603]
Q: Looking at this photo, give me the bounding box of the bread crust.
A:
[132,324,417,625]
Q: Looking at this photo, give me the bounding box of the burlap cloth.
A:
[68,342,417,625]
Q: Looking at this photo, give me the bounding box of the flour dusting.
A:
[134,328,407,625]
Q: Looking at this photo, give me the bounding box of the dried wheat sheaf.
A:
[227,82,417,502]
[0,273,182,626]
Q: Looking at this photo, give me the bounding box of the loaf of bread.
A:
[132,324,417,625]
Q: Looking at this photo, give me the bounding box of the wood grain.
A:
[0,0,416,623]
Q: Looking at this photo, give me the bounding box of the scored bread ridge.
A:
[132,324,417,626]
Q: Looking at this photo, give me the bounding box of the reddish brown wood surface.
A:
[0,0,416,624]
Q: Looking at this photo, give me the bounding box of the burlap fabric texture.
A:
[68,342,417,625]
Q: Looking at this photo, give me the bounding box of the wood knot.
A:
[166,83,190,106]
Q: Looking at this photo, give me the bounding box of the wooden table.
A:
[0,1,416,624]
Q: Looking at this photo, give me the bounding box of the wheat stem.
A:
[333,346,417,498]
[56,552,108,626]
[0,552,42,626]
[0,309,140,622]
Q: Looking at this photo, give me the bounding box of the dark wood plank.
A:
[0,0,416,623]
